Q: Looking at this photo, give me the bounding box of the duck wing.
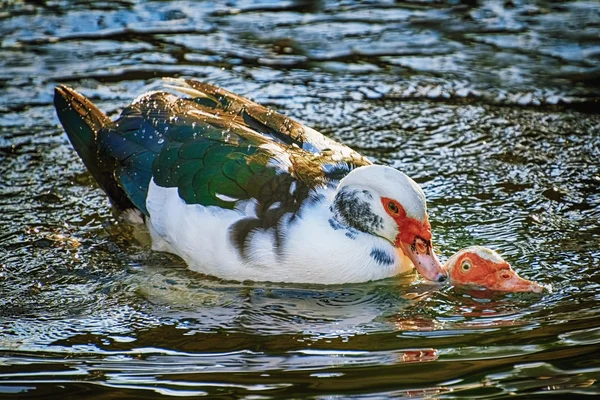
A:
[100,88,368,210]
[55,82,370,236]
[110,89,371,253]
[164,78,371,162]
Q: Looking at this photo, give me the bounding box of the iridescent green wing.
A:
[148,96,323,210]
[94,91,298,215]
[97,85,369,220]
[94,92,180,215]
[101,88,370,253]
[164,78,372,166]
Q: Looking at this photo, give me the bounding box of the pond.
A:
[1,0,599,398]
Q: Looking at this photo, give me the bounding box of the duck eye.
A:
[461,260,472,272]
[387,201,399,214]
[416,239,428,254]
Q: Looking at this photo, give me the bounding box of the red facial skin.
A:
[381,197,446,282]
[448,252,543,293]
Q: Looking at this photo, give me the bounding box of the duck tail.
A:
[54,85,137,213]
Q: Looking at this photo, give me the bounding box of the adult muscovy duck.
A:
[54,78,446,284]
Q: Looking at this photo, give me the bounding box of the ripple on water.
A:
[1,0,600,397]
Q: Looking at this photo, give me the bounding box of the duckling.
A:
[445,246,543,293]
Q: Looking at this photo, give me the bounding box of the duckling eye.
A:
[387,201,399,214]
[461,260,472,272]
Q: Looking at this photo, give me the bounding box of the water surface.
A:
[1,0,600,398]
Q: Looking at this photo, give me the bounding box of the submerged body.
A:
[54,79,446,284]
[445,246,543,293]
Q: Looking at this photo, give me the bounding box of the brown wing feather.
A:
[165,78,372,168]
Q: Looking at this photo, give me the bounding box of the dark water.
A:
[1,0,600,398]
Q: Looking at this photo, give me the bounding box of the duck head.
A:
[444,246,543,293]
[332,165,446,282]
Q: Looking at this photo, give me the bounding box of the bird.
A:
[54,78,447,284]
[444,246,543,293]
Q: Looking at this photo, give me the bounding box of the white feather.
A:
[145,179,415,284]
[338,165,426,221]
[215,193,240,202]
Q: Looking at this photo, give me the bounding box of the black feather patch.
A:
[370,248,394,266]
[332,187,383,234]
[229,175,313,256]
[328,217,358,240]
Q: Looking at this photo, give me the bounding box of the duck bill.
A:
[399,242,446,282]
[487,272,544,293]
